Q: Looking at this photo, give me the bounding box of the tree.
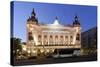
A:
[11,37,22,58]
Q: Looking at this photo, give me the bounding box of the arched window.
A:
[55,35,58,38]
[29,32,32,35]
[65,36,68,38]
[60,35,63,45]
[28,32,33,40]
[70,36,73,44]
[76,34,80,40]
[49,35,53,45]
[44,35,47,38]
[55,35,58,45]
[44,35,48,45]
[50,35,52,38]
[38,35,42,45]
[65,36,68,45]
[70,36,73,39]
[38,35,41,38]
[60,35,63,38]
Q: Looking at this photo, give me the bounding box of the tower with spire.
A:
[27,8,38,24]
[26,8,38,44]
[73,15,80,27]
[73,15,81,45]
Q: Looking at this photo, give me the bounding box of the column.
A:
[48,34,49,45]
[53,34,55,45]
[80,32,81,45]
[63,35,65,45]
[42,34,44,45]
[49,35,51,45]
[73,34,76,45]
[68,35,70,45]
[58,34,60,45]
[54,34,56,45]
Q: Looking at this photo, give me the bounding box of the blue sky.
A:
[12,1,97,42]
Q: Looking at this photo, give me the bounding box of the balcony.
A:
[29,44,81,49]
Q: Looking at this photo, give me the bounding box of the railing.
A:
[27,44,81,49]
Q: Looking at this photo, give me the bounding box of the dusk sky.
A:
[12,1,97,42]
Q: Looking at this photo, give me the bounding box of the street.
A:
[13,54,97,66]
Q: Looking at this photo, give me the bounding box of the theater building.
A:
[24,9,81,57]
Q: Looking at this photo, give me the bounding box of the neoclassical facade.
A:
[25,9,81,56]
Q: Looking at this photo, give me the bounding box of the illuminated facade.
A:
[25,9,81,56]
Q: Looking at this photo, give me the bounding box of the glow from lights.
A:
[53,19,59,25]
[32,50,36,53]
[33,33,38,45]
[40,49,44,53]
[46,49,50,53]
[27,50,31,53]
[23,47,26,51]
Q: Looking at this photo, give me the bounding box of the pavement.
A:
[12,54,97,66]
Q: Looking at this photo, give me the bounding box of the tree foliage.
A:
[11,37,22,57]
